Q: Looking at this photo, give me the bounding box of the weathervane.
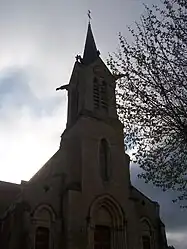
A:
[88,10,91,22]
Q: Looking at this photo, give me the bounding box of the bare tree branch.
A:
[108,0,187,207]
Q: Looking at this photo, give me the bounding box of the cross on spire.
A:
[82,14,100,65]
[88,10,91,22]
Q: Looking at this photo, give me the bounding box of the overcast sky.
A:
[0,0,186,248]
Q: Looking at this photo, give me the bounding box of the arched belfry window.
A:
[93,77,108,111]
[99,139,111,182]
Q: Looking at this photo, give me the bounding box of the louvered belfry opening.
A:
[93,77,108,112]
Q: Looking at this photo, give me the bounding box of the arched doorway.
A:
[94,225,111,249]
[88,195,127,249]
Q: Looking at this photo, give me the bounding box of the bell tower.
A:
[57,22,119,129]
[55,21,131,249]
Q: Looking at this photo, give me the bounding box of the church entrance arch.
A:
[87,195,127,249]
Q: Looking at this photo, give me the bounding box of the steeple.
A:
[82,22,100,65]
[57,20,118,131]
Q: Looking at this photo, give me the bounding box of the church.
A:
[0,22,168,249]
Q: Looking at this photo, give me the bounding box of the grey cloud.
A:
[0,67,65,116]
[0,0,162,63]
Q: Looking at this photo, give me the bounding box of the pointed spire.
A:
[82,22,100,65]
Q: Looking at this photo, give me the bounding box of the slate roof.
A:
[82,22,100,65]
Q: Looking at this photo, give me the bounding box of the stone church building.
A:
[0,23,168,249]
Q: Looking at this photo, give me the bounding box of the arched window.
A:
[35,227,49,249]
[99,139,110,182]
[33,205,55,249]
[141,220,153,249]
